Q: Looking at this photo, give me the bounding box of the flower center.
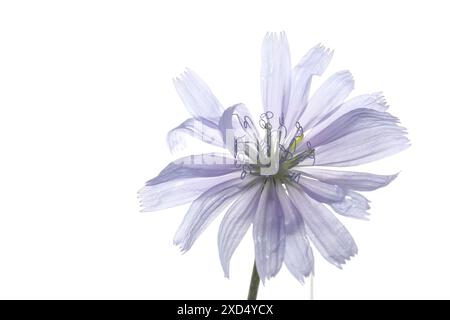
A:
[233,111,315,181]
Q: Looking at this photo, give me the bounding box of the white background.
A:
[0,0,448,299]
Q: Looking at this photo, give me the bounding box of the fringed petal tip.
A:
[314,43,334,54]
[138,186,170,213]
[137,187,153,213]
[336,207,371,221]
[166,128,187,154]
[172,68,194,84]
[317,240,358,269]
[173,239,189,254]
[298,43,334,74]
[173,228,195,254]
[264,31,287,41]
[336,70,354,83]
[370,91,390,110]
[172,68,223,121]
[330,250,358,269]
[291,268,314,285]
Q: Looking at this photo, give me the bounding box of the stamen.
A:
[264,111,274,119]
[279,144,293,161]
[288,121,304,153]
[277,112,288,140]
[243,116,254,129]
[307,141,316,166]
[295,122,304,136]
[234,150,247,168]
[278,124,287,140]
[233,113,257,132]
[279,112,285,127]
[259,111,273,130]
[232,113,245,130]
[240,164,257,180]
[288,171,302,183]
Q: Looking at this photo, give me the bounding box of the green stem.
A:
[247,260,260,300]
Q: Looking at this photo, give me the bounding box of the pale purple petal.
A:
[330,190,371,220]
[139,176,238,212]
[305,93,389,142]
[167,117,224,152]
[299,71,354,130]
[253,179,285,282]
[300,167,398,191]
[218,183,262,277]
[296,175,345,203]
[276,184,313,283]
[285,44,333,132]
[148,153,238,184]
[139,153,239,212]
[173,68,223,121]
[261,32,291,124]
[315,131,409,167]
[306,109,409,166]
[309,108,402,147]
[174,177,255,252]
[218,103,260,142]
[218,103,260,161]
[287,183,357,267]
